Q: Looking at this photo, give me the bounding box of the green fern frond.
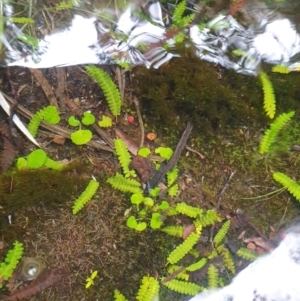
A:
[221,248,235,274]
[168,265,189,281]
[44,157,64,170]
[161,226,183,237]
[107,173,143,194]
[167,167,179,196]
[28,105,60,137]
[85,66,121,116]
[272,64,290,74]
[72,179,99,214]
[259,72,276,119]
[213,220,230,246]
[162,278,203,295]
[0,241,24,288]
[236,247,259,261]
[180,14,195,27]
[259,111,295,154]
[136,276,159,301]
[114,289,128,301]
[168,230,201,264]
[197,210,222,227]
[172,0,194,27]
[114,138,135,177]
[175,202,202,218]
[273,172,300,201]
[207,265,219,289]
[186,258,207,272]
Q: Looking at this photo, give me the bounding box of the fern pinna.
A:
[259,111,295,154]
[114,138,136,178]
[0,241,24,288]
[85,66,121,116]
[107,173,143,194]
[72,178,99,214]
[259,72,276,119]
[273,172,300,202]
[162,278,203,295]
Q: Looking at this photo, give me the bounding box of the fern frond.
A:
[55,1,75,10]
[172,0,194,27]
[197,210,222,227]
[107,173,143,194]
[114,138,135,177]
[161,226,183,237]
[207,265,219,289]
[259,111,295,154]
[186,258,207,272]
[236,247,259,261]
[0,241,24,287]
[28,109,45,137]
[85,66,121,116]
[180,14,195,27]
[167,167,179,196]
[273,172,300,201]
[114,289,128,301]
[162,278,203,295]
[168,229,201,264]
[168,265,189,281]
[259,72,276,119]
[221,248,235,274]
[213,220,230,246]
[136,276,159,301]
[10,17,34,24]
[44,157,64,170]
[72,179,99,214]
[175,202,202,218]
[272,64,290,74]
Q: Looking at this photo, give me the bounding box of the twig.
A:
[217,170,235,209]
[29,69,59,110]
[132,95,144,147]
[56,67,66,112]
[186,145,205,159]
[149,121,193,188]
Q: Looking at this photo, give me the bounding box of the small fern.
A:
[72,178,99,214]
[136,276,159,301]
[162,278,203,295]
[259,72,276,119]
[172,0,195,28]
[28,105,60,137]
[161,226,183,237]
[221,248,235,274]
[167,167,179,196]
[207,264,219,289]
[107,173,143,194]
[213,220,230,246]
[175,202,202,218]
[259,111,295,154]
[272,64,291,74]
[114,290,128,301]
[114,138,135,177]
[273,172,300,201]
[186,258,207,272]
[85,66,121,116]
[236,247,259,261]
[197,210,222,227]
[168,227,202,264]
[0,241,24,288]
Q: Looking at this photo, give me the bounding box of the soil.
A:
[0,52,300,301]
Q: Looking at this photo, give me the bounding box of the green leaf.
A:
[150,187,161,197]
[150,213,163,229]
[135,222,147,231]
[131,194,144,205]
[143,197,154,207]
[138,147,151,158]
[82,111,95,125]
[98,115,112,128]
[16,157,28,170]
[159,201,170,210]
[27,149,47,169]
[155,147,173,160]
[68,116,81,127]
[43,105,60,124]
[126,216,138,229]
[71,130,92,145]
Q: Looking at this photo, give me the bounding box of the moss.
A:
[135,49,267,139]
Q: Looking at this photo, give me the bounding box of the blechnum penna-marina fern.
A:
[72,178,100,214]
[0,241,24,288]
[259,72,276,119]
[273,172,300,202]
[85,66,122,116]
[259,111,295,154]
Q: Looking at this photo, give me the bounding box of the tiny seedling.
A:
[98,115,112,128]
[85,270,98,289]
